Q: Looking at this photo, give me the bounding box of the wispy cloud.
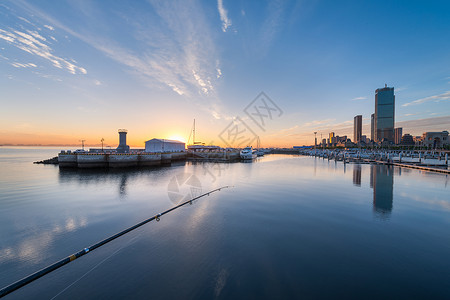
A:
[352,96,366,101]
[0,28,86,74]
[43,24,54,31]
[12,0,226,118]
[11,62,36,68]
[217,0,232,32]
[302,118,336,127]
[402,91,450,107]
[258,0,285,57]
[396,115,450,133]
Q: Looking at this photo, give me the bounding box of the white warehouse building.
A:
[145,139,185,153]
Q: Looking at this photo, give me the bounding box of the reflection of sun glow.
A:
[167,135,186,143]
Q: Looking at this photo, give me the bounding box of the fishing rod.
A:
[0,186,232,298]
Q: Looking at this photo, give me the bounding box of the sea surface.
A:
[0,147,449,299]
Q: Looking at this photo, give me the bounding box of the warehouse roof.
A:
[145,138,185,144]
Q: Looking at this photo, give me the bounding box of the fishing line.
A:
[0,186,232,298]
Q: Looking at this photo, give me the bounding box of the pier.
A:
[300,149,450,174]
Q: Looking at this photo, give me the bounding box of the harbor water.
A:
[1,147,450,299]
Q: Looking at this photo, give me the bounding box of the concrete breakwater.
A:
[187,150,241,161]
[58,152,187,168]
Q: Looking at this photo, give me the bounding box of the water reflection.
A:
[370,164,394,218]
[58,163,187,198]
[352,164,361,186]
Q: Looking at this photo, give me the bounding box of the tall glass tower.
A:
[354,115,362,143]
[374,85,395,142]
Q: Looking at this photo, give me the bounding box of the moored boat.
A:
[240,146,257,160]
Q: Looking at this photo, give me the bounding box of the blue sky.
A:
[0,0,449,147]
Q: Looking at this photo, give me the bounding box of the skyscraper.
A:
[354,115,362,143]
[374,85,395,142]
[329,132,335,144]
[371,113,375,142]
[394,128,403,145]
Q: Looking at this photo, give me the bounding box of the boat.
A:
[240,146,257,160]
[256,150,265,157]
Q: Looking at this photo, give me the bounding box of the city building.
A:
[354,115,362,143]
[370,113,375,142]
[374,85,395,143]
[361,135,367,143]
[337,136,347,143]
[329,132,337,145]
[421,131,449,148]
[413,136,423,146]
[145,139,185,153]
[400,134,414,146]
[394,128,403,145]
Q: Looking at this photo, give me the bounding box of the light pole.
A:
[314,132,317,156]
[79,139,85,151]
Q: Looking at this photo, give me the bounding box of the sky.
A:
[0,0,450,148]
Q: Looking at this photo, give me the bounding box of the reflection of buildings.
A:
[370,164,393,217]
[352,164,361,186]
[58,163,185,198]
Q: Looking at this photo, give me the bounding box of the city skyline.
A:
[1,1,450,148]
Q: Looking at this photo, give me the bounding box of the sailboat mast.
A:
[193,119,195,145]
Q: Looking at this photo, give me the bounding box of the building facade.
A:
[371,113,374,142]
[394,128,403,145]
[400,134,414,146]
[329,132,336,145]
[421,131,449,148]
[354,115,362,143]
[145,139,185,153]
[374,85,395,143]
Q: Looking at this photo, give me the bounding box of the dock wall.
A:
[58,152,186,168]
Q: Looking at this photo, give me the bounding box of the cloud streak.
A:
[12,0,226,118]
[352,96,366,101]
[11,62,36,68]
[402,91,450,107]
[217,0,232,32]
[0,28,86,74]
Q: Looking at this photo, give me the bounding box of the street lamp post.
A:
[314,132,317,156]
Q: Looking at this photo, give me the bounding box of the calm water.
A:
[1,147,450,299]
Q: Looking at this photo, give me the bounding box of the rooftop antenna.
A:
[314,132,317,153]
